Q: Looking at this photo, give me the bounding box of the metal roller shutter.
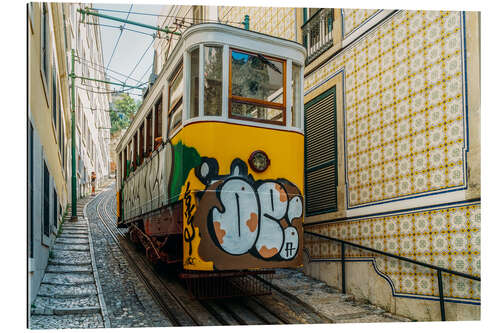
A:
[305,86,337,215]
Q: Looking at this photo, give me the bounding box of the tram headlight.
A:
[248,150,270,173]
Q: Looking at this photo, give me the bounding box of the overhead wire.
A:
[91,7,244,25]
[105,4,133,72]
[123,37,155,86]
[87,21,170,40]
[75,55,144,85]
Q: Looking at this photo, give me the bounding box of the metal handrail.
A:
[304,230,480,321]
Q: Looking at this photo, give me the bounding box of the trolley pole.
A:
[71,49,77,221]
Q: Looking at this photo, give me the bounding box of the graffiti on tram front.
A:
[188,157,303,269]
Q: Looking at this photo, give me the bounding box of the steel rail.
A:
[254,275,333,324]
[94,190,197,326]
[99,189,205,326]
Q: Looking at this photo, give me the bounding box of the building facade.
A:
[152,5,481,321]
[28,2,111,304]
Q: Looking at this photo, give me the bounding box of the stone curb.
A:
[84,190,111,328]
[37,292,98,298]
[31,307,101,316]
[53,307,101,315]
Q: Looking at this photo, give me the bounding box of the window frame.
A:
[168,63,184,134]
[228,48,287,126]
[40,3,50,105]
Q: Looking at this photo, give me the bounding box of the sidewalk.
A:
[29,184,112,329]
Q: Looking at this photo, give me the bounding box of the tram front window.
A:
[230,49,285,125]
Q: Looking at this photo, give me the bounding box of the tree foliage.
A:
[109,93,140,134]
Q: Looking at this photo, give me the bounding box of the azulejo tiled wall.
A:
[217,6,297,41]
[305,10,468,208]
[304,202,480,301]
[342,9,380,37]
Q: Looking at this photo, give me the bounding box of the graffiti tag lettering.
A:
[183,182,196,256]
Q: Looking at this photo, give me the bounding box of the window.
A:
[189,48,199,118]
[305,86,337,215]
[43,160,50,237]
[291,63,302,128]
[204,46,223,116]
[53,188,58,228]
[302,8,335,64]
[139,123,144,164]
[154,97,163,147]
[52,64,57,129]
[146,111,153,154]
[193,5,204,24]
[229,49,285,125]
[168,64,183,133]
[41,3,49,91]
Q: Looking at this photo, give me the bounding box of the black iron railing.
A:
[304,230,481,321]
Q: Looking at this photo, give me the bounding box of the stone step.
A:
[58,234,88,239]
[61,227,88,232]
[32,295,100,310]
[29,313,104,329]
[31,306,101,316]
[42,272,94,285]
[37,283,98,298]
[52,244,90,252]
[51,250,91,261]
[48,260,92,266]
[46,264,93,273]
[55,238,89,245]
[60,229,88,234]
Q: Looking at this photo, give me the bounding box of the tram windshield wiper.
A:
[257,54,282,74]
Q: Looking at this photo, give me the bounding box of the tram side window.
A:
[146,111,153,155]
[139,123,145,164]
[189,48,199,118]
[204,46,222,116]
[169,64,183,133]
[154,97,163,149]
[291,63,302,128]
[230,49,285,125]
[134,132,139,168]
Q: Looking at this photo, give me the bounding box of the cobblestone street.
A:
[85,188,172,328]
[30,184,411,329]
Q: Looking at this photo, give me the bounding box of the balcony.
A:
[301,8,335,64]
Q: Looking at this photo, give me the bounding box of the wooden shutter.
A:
[304,86,337,215]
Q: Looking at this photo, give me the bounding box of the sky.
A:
[94,3,164,100]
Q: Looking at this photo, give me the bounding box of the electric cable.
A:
[91,7,243,25]
[123,37,155,86]
[105,4,133,72]
[75,55,144,84]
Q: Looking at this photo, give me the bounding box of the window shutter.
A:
[304,86,337,215]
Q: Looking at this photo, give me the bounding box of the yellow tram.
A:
[115,23,306,281]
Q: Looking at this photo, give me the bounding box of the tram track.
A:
[90,185,335,326]
[93,189,202,326]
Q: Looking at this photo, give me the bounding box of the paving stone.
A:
[42,272,94,285]
[51,250,91,262]
[86,188,173,328]
[33,295,100,309]
[38,283,98,297]
[271,268,411,323]
[46,264,92,273]
[30,314,104,329]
